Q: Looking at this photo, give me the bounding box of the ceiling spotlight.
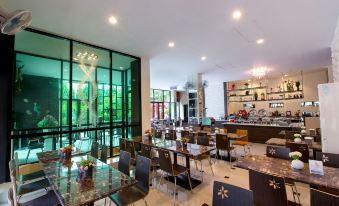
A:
[168,42,175,48]
[284,74,288,77]
[109,16,118,25]
[250,66,269,79]
[256,38,264,45]
[120,67,124,69]
[232,10,242,20]
[201,56,207,61]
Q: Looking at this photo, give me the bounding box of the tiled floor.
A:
[1,143,311,206]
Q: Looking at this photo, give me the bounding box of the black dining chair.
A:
[119,138,127,151]
[195,136,214,181]
[249,169,292,206]
[165,130,176,140]
[90,142,99,159]
[316,152,339,168]
[188,133,195,144]
[181,130,190,138]
[14,152,45,183]
[9,160,50,200]
[266,146,300,204]
[126,140,137,164]
[140,143,160,170]
[216,134,235,168]
[311,188,339,206]
[118,150,131,176]
[109,155,151,206]
[266,146,291,160]
[211,181,253,206]
[158,149,192,203]
[25,137,45,163]
[154,130,162,139]
[286,142,309,163]
[100,145,108,163]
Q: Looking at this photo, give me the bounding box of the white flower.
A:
[289,151,302,158]
[217,186,229,199]
[294,134,301,138]
[269,179,281,190]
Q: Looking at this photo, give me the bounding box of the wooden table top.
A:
[235,155,339,190]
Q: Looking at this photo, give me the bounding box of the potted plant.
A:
[78,160,96,181]
[295,81,301,91]
[293,134,302,143]
[254,91,258,101]
[289,151,304,170]
[37,114,58,131]
[286,80,294,92]
[180,137,189,149]
[144,129,153,142]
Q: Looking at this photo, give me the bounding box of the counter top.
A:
[222,122,291,128]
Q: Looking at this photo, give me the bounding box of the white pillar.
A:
[141,57,150,132]
[332,18,339,83]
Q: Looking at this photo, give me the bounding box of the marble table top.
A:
[235,155,339,190]
[130,137,216,157]
[38,153,136,206]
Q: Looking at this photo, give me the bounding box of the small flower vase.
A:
[182,142,188,149]
[294,138,302,143]
[63,152,72,159]
[301,130,307,135]
[78,166,93,181]
[291,159,304,170]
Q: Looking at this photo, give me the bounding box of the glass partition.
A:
[12,29,141,164]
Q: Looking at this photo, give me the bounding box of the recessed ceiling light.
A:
[284,74,288,77]
[120,67,124,69]
[232,10,242,20]
[109,16,118,25]
[168,42,175,48]
[201,56,207,61]
[256,38,264,44]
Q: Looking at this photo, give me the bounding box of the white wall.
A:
[141,57,150,132]
[203,73,225,119]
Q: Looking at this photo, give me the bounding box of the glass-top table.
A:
[37,151,136,206]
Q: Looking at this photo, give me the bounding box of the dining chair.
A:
[14,152,45,183]
[154,130,162,139]
[118,150,131,176]
[215,134,235,168]
[25,137,44,163]
[232,129,251,156]
[311,188,339,206]
[140,143,160,170]
[195,136,214,181]
[126,140,137,164]
[266,146,291,160]
[194,126,201,131]
[158,149,192,203]
[249,169,292,206]
[181,130,189,138]
[100,144,108,163]
[203,127,211,133]
[8,160,51,201]
[188,133,195,144]
[165,130,176,140]
[109,155,151,206]
[284,131,299,141]
[265,146,300,203]
[211,181,253,206]
[90,142,99,159]
[119,138,127,151]
[316,152,339,168]
[219,128,227,134]
[286,142,309,163]
[8,187,60,206]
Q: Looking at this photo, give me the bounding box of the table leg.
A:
[173,153,177,165]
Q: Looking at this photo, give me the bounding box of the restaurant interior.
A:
[0,0,339,206]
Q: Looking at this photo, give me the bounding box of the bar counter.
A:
[222,122,291,143]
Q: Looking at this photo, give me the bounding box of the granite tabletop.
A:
[235,155,339,190]
[38,153,136,206]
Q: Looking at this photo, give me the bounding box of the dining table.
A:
[128,137,215,190]
[37,149,136,206]
[235,155,339,190]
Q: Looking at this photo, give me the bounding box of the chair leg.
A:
[200,161,203,182]
[26,149,31,163]
[187,171,193,191]
[173,176,177,204]
[208,157,214,175]
[144,199,148,206]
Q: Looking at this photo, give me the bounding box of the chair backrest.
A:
[165,131,176,140]
[212,181,253,206]
[100,145,108,163]
[216,134,230,150]
[158,149,173,175]
[249,169,288,206]
[236,129,248,141]
[194,126,201,131]
[90,142,99,158]
[203,127,211,132]
[286,142,309,163]
[126,140,136,159]
[140,143,152,159]
[219,128,227,134]
[118,151,131,176]
[181,130,189,138]
[316,152,339,168]
[188,134,195,144]
[198,132,208,137]
[266,146,291,160]
[311,188,339,206]
[119,138,127,151]
[154,130,162,139]
[135,155,151,194]
[197,136,210,146]
[284,131,299,141]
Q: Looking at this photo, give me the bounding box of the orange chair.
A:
[232,129,251,156]
[203,127,211,133]
[218,128,227,134]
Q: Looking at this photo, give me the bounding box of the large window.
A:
[150,89,177,121]
[11,29,141,164]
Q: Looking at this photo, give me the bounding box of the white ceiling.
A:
[2,0,339,89]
